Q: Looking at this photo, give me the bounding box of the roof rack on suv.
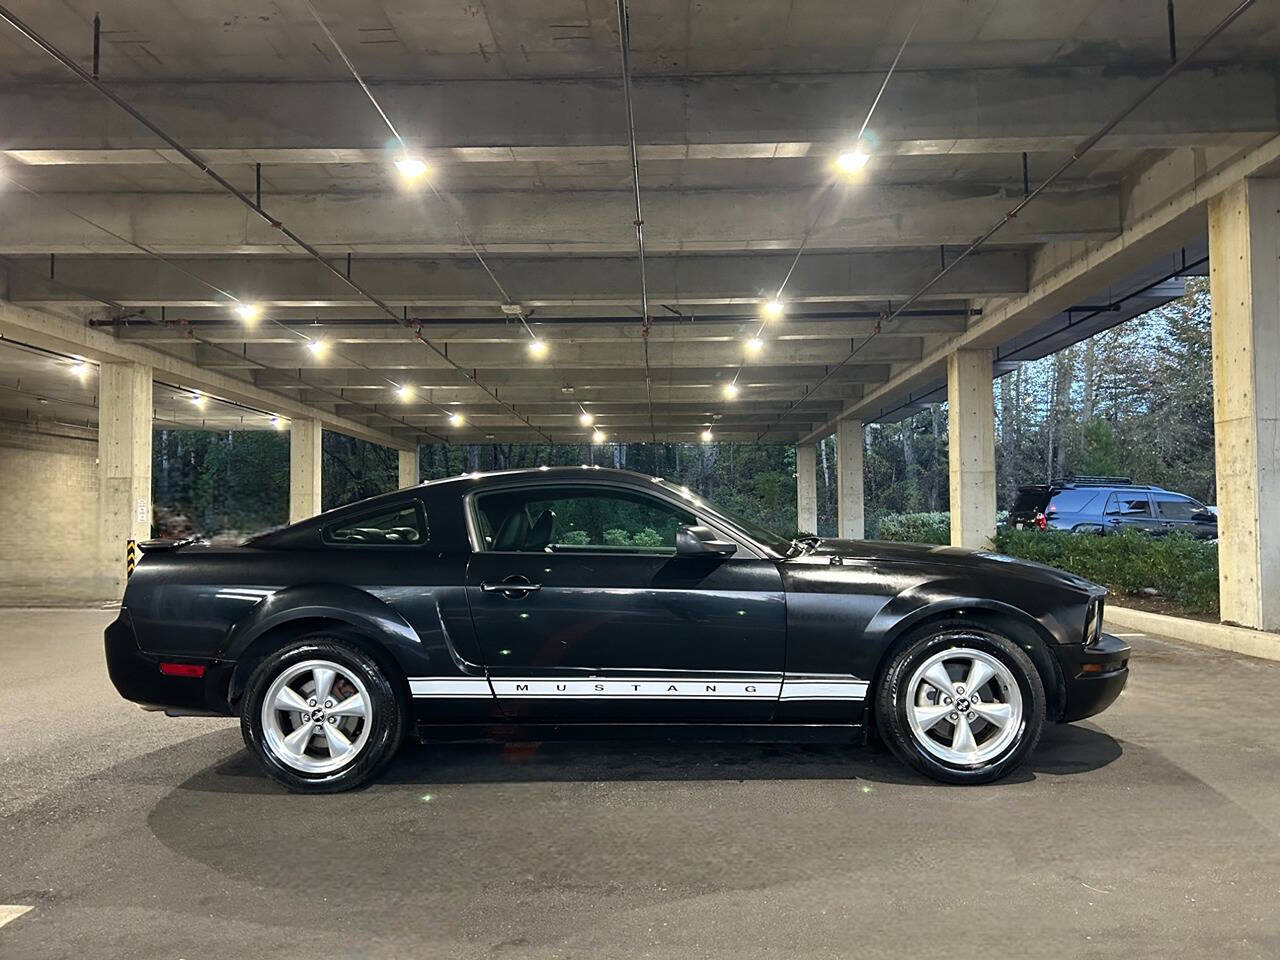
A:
[1052,475,1134,486]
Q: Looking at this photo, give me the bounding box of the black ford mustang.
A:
[106,467,1129,792]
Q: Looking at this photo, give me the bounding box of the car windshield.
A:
[654,479,796,556]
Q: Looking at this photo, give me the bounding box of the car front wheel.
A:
[875,621,1045,784]
[240,637,405,793]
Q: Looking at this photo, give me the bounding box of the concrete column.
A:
[98,363,152,596]
[289,419,323,522]
[796,442,818,535]
[1208,178,1280,631]
[836,418,865,540]
[947,349,997,549]
[398,447,420,488]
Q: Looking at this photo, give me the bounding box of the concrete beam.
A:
[0,299,417,450]
[106,315,968,345]
[3,66,1273,154]
[947,350,996,549]
[796,443,818,536]
[254,363,893,391]
[289,419,322,523]
[8,251,1025,308]
[837,418,865,540]
[799,136,1280,441]
[98,361,151,598]
[189,336,923,371]
[0,185,1119,255]
[1208,177,1280,631]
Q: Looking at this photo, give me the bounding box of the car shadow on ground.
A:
[171,721,1123,795]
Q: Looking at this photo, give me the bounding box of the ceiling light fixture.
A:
[579,410,594,426]
[68,360,89,378]
[722,382,740,400]
[233,302,262,324]
[271,416,285,430]
[745,336,764,354]
[394,155,429,183]
[448,412,464,427]
[761,299,784,321]
[528,338,548,357]
[396,384,414,401]
[834,144,872,175]
[701,428,714,442]
[189,391,206,408]
[305,339,327,356]
[591,428,606,444]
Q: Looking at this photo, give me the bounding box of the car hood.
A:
[796,538,1104,595]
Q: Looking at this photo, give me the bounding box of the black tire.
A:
[875,620,1045,785]
[240,636,405,793]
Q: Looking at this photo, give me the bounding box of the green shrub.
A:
[992,528,1219,615]
[873,511,951,545]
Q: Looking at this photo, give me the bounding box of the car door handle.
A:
[481,581,542,594]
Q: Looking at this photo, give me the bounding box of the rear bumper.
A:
[104,609,234,715]
[1057,632,1130,722]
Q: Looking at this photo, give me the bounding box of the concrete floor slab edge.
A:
[1107,604,1280,662]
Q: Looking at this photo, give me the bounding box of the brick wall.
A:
[0,421,115,605]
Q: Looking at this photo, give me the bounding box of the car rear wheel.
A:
[240,637,405,793]
[875,621,1045,784]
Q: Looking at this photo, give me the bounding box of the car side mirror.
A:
[675,525,737,558]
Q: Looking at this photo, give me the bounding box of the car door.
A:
[1103,491,1161,534]
[464,481,786,722]
[1153,494,1217,539]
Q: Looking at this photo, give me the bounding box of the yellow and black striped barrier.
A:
[126,539,137,578]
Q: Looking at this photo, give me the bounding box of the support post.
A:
[947,349,997,549]
[98,362,152,597]
[836,418,865,540]
[398,447,420,488]
[796,442,818,535]
[1208,177,1280,630]
[289,418,323,522]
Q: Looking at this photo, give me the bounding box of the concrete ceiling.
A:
[0,0,1277,445]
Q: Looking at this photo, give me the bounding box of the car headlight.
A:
[1083,597,1103,646]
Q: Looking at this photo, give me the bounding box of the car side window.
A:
[1154,495,1200,521]
[323,503,427,546]
[1105,493,1151,516]
[473,486,696,554]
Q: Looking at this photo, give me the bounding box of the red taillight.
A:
[159,662,206,678]
[1035,513,1048,530]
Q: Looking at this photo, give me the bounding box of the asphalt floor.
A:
[2,608,1278,959]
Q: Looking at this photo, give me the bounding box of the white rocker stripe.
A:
[491,678,781,699]
[409,677,493,698]
[407,675,868,701]
[779,679,869,701]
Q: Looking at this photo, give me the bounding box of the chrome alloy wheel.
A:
[260,659,373,774]
[905,647,1024,767]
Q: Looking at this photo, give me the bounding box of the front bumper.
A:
[1057,632,1130,722]
[104,609,234,715]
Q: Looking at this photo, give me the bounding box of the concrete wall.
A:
[0,422,114,605]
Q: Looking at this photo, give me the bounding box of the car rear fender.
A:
[220,583,424,707]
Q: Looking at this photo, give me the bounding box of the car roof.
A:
[419,465,665,490]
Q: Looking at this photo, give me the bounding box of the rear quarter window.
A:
[322,503,427,546]
[1046,489,1100,514]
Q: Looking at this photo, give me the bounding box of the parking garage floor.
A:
[2,609,1279,959]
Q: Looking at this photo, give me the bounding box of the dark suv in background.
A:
[1006,477,1217,538]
